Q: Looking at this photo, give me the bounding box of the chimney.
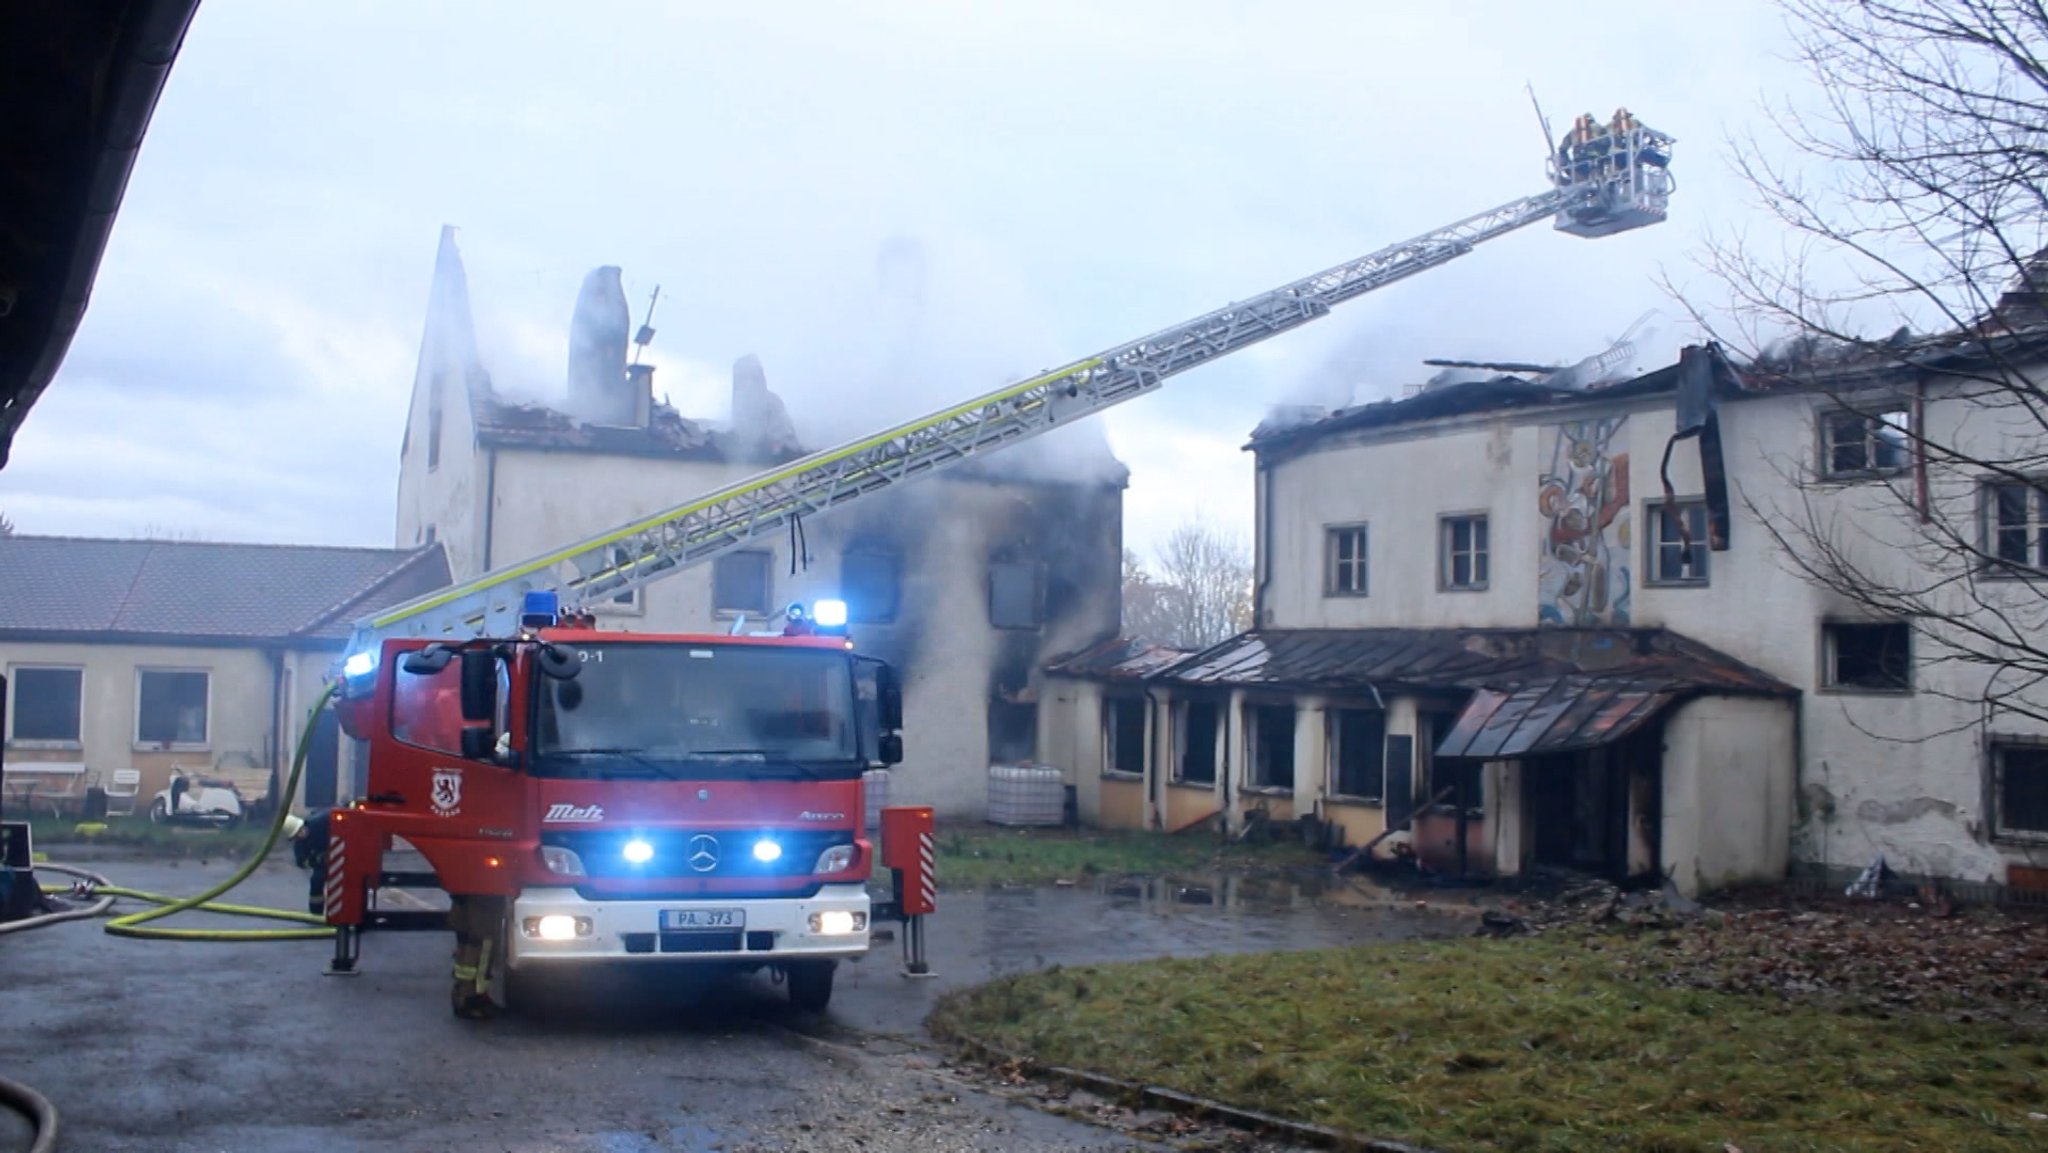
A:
[730,353,798,462]
[567,266,635,426]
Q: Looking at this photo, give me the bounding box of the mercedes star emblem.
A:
[686,834,720,872]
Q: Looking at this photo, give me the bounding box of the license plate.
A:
[661,908,744,930]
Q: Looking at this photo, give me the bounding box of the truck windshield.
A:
[532,643,858,775]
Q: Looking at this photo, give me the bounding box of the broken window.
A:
[1440,514,1489,590]
[1326,524,1369,596]
[1328,708,1385,801]
[712,550,771,615]
[1823,621,1913,692]
[841,549,900,624]
[1177,700,1219,785]
[7,667,82,744]
[1423,711,1480,813]
[1990,739,2048,841]
[987,699,1038,764]
[1646,499,1710,585]
[1250,704,1295,790]
[1105,697,1147,776]
[1985,479,2048,572]
[989,560,1045,630]
[1820,405,1910,479]
[137,669,209,747]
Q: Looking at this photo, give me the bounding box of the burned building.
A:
[392,227,1125,817]
[1046,321,2048,897]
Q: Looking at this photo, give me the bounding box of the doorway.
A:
[1523,748,1629,878]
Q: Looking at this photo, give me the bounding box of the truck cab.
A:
[325,600,904,1016]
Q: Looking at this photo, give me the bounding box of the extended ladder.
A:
[350,122,1675,654]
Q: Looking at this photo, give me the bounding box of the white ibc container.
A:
[986,764,1065,827]
[862,768,890,829]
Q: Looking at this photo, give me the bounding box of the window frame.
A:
[1980,476,2048,578]
[1987,735,2048,844]
[711,549,774,617]
[134,666,212,751]
[1325,706,1386,804]
[1173,698,1220,787]
[1643,497,1711,587]
[1102,695,1147,779]
[1324,523,1370,598]
[5,665,85,748]
[1819,620,1915,695]
[988,559,1047,631]
[841,548,902,625]
[1246,701,1296,793]
[593,545,645,615]
[1816,401,1912,482]
[1438,512,1491,592]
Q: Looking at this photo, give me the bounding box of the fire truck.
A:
[316,109,1675,1017]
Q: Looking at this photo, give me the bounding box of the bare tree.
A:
[0,510,13,538]
[1122,520,1253,649]
[1685,0,2048,724]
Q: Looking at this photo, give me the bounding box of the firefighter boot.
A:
[447,896,502,1019]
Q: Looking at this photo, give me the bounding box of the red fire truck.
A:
[321,591,904,1017]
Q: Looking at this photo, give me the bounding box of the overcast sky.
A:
[0,0,1814,563]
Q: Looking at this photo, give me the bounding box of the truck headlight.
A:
[808,910,867,935]
[813,844,856,874]
[540,846,586,876]
[524,915,593,940]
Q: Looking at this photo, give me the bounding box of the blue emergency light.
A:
[521,590,561,628]
[813,598,849,628]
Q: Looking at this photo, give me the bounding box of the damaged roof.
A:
[1046,636,1192,681]
[0,536,451,646]
[471,389,791,464]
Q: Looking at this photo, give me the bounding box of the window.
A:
[7,667,83,745]
[603,546,640,610]
[136,669,209,747]
[1326,525,1369,596]
[1440,514,1489,590]
[712,550,771,615]
[989,560,1045,630]
[1985,479,2048,573]
[1823,621,1912,692]
[1250,704,1295,790]
[1177,700,1219,785]
[988,699,1037,763]
[1422,710,1479,814]
[1105,697,1146,776]
[842,549,901,624]
[1328,708,1385,801]
[1646,499,1710,585]
[1820,404,1910,479]
[391,659,464,755]
[1989,739,2048,841]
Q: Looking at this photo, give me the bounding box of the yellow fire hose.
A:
[38,683,338,942]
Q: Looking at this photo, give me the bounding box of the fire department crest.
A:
[430,768,463,816]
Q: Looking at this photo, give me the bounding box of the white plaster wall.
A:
[1661,695,1796,896]
[1258,378,2048,883]
[393,376,487,574]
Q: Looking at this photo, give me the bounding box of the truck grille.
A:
[621,930,777,954]
[544,829,852,881]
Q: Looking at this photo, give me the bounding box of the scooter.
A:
[148,768,245,827]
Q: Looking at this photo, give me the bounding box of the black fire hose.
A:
[0,1074,58,1153]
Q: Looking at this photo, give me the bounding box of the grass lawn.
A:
[932,935,2048,1152]
[23,815,276,861]
[920,826,1325,891]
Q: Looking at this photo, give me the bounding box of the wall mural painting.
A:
[1538,416,1631,626]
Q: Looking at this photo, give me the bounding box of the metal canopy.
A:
[1434,677,1675,761]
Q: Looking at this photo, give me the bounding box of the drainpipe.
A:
[481,446,499,570]
[1253,456,1274,627]
[267,647,287,810]
[1143,682,1168,830]
[1912,375,1930,524]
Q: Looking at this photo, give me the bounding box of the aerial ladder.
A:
[347,115,1675,656]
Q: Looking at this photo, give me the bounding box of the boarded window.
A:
[989,561,1044,630]
[1646,500,1710,585]
[713,550,771,615]
[137,670,208,746]
[988,700,1037,763]
[1251,704,1295,789]
[1820,405,1910,478]
[1441,515,1489,590]
[1824,621,1912,692]
[1106,697,1147,775]
[842,550,900,623]
[8,667,82,743]
[1329,708,1385,801]
[1326,525,1368,596]
[1992,741,2048,840]
[1178,700,1219,785]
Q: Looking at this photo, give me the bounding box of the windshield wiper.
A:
[547,748,687,779]
[681,749,829,780]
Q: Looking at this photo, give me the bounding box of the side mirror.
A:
[537,643,581,681]
[878,732,904,766]
[400,644,453,675]
[877,663,904,731]
[459,649,498,723]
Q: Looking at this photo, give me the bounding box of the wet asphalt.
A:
[0,849,1471,1152]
